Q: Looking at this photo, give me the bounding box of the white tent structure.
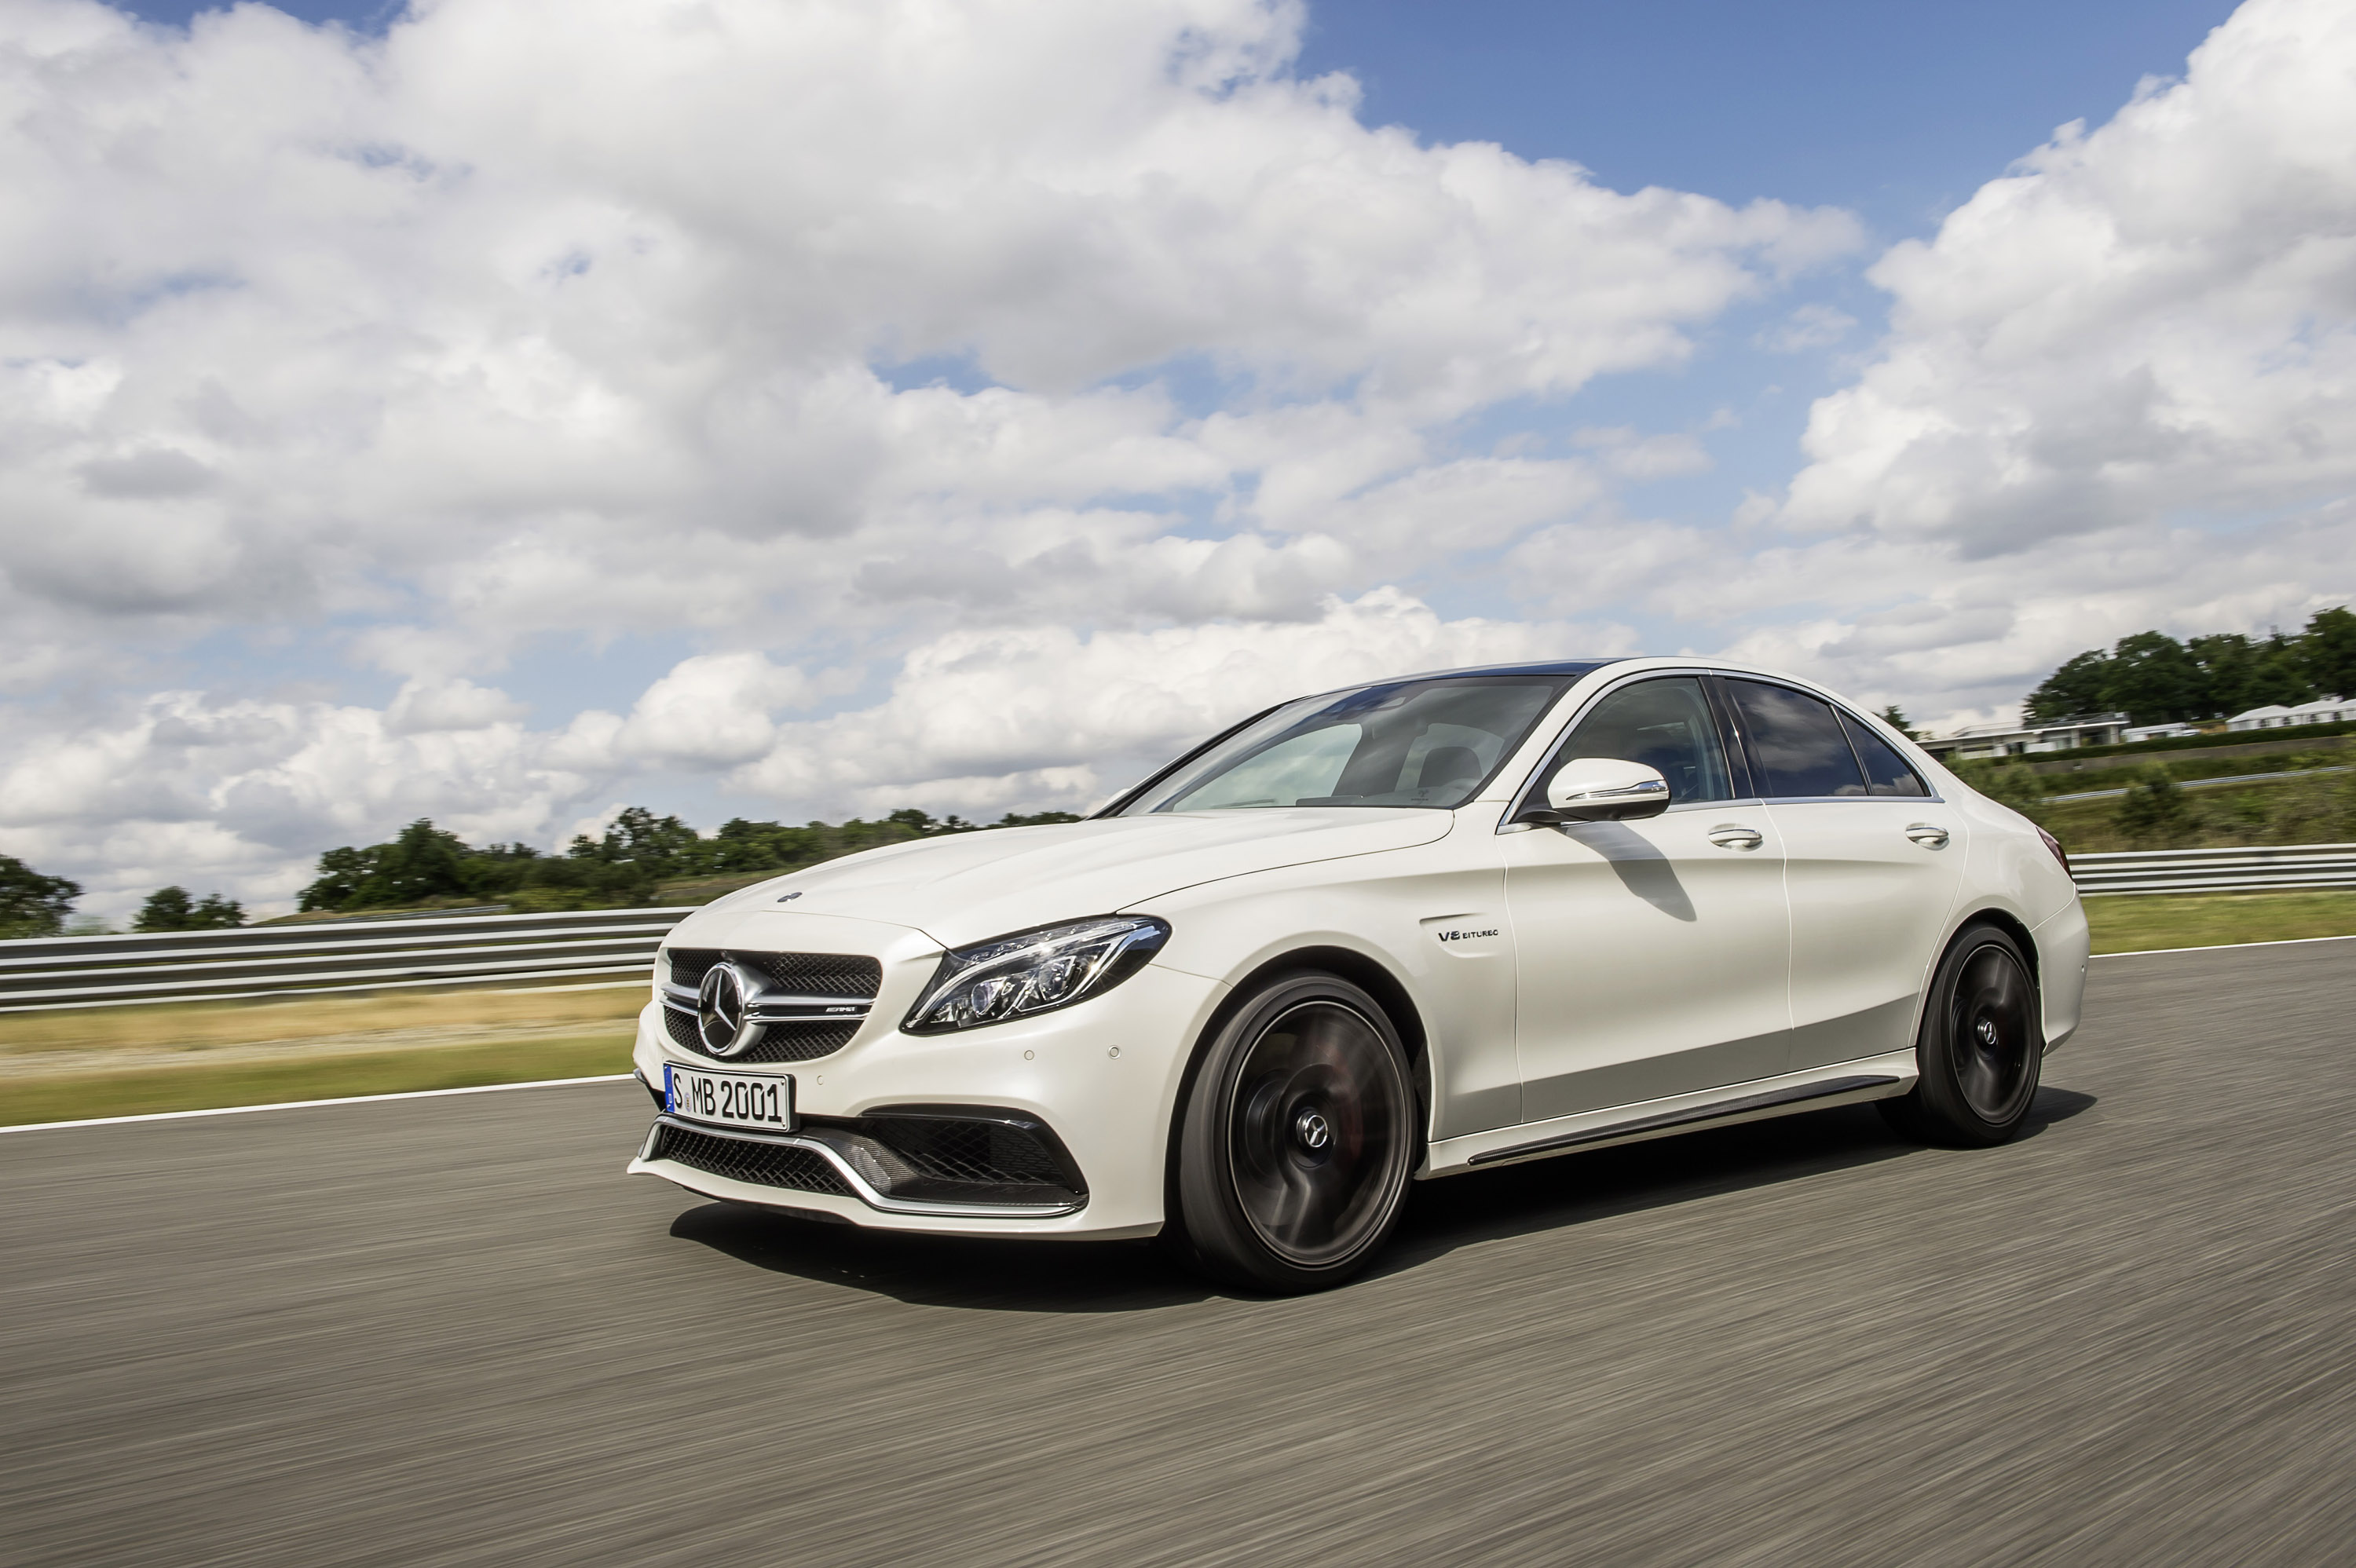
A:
[2227,697,2353,731]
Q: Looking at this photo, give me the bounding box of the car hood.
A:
[686,810,1454,951]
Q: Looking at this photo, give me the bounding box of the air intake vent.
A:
[859,1116,1072,1189]
[649,1124,851,1197]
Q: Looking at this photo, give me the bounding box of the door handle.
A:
[1905,823,1951,849]
[1708,824,1764,850]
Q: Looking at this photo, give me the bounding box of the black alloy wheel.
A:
[1880,923,2044,1147]
[1170,973,1418,1292]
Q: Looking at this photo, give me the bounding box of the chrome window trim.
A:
[1754,795,1948,807]
[1498,665,1743,832]
[636,1115,1087,1219]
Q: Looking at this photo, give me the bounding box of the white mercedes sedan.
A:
[627,658,2087,1291]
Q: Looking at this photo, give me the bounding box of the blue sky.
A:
[8,0,2351,914]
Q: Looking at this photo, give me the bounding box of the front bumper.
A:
[627,959,1227,1239]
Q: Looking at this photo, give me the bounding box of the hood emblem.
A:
[697,962,762,1058]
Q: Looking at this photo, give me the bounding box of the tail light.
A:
[2038,826,2070,874]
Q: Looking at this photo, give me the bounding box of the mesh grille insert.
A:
[666,948,881,999]
[860,1117,1074,1190]
[650,1124,851,1197]
[738,1022,856,1063]
[748,952,882,999]
[663,1006,701,1051]
[668,948,721,988]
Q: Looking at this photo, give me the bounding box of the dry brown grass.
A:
[0,982,649,1078]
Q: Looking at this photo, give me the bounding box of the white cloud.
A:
[730,587,1628,814]
[1747,0,2356,725]
[0,0,1852,663]
[24,0,2356,908]
[0,0,1862,908]
[0,589,1626,918]
[1783,0,2356,554]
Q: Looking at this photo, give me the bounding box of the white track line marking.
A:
[0,1073,635,1135]
[2092,931,2356,959]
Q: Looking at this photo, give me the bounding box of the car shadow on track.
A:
[668,1085,2096,1311]
[1370,1085,2098,1284]
[669,1201,1210,1312]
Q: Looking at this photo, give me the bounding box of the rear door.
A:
[1718,678,1967,1071]
[1504,674,1793,1120]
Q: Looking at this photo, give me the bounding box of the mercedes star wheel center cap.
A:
[1293,1108,1333,1152]
[1976,1018,1999,1047]
[697,962,756,1058]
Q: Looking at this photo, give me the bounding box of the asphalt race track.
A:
[6,941,2354,1567]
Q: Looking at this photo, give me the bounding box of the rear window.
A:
[1838,711,1930,797]
[1725,680,1868,799]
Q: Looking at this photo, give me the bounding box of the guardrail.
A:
[0,907,690,1014]
[2067,843,2356,896]
[3,842,2353,1014]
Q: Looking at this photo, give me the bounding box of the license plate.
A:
[664,1064,795,1132]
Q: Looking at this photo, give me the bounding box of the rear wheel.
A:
[1880,924,2043,1147]
[1169,973,1418,1292]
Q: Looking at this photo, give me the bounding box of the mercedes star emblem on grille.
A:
[697,962,761,1058]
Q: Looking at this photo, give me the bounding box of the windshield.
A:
[1118,678,1571,813]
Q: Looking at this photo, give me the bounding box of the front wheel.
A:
[1880,923,2044,1147]
[1169,973,1418,1292]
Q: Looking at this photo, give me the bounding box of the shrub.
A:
[2113,768,2190,842]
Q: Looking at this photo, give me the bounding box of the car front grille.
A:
[649,1124,851,1197]
[660,947,882,1063]
[662,993,855,1062]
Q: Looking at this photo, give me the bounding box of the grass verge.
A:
[1,1032,637,1128]
[2085,889,2356,955]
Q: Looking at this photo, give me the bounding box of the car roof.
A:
[1386,657,1630,682]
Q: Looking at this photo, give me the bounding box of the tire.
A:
[1879,923,2044,1148]
[1168,972,1419,1293]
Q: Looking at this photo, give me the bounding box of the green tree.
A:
[2189,631,2312,718]
[2300,605,2356,700]
[1877,706,1916,740]
[0,853,81,938]
[2025,649,2111,723]
[294,802,1092,915]
[2100,630,2206,725]
[134,886,245,931]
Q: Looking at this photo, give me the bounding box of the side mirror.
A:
[1523,757,1671,824]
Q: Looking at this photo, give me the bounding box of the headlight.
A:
[904,916,1171,1034]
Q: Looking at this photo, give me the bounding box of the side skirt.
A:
[1425,1052,1915,1176]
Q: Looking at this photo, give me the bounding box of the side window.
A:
[1838,711,1929,797]
[1547,677,1734,804]
[1725,680,1867,799]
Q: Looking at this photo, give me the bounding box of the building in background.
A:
[2227,697,2352,732]
[1917,715,2131,763]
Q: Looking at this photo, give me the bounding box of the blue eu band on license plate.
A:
[664,1063,796,1131]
